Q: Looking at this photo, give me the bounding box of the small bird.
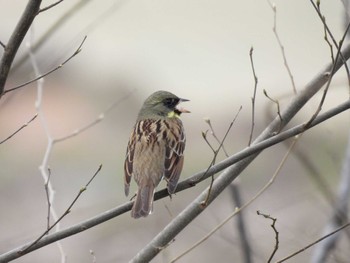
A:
[124,90,189,218]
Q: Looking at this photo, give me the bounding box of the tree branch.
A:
[0,0,42,97]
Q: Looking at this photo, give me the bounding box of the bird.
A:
[124,90,189,218]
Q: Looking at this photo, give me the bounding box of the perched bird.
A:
[124,90,189,218]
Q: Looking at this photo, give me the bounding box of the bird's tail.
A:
[131,184,155,219]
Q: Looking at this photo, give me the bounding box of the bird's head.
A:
[138,90,190,120]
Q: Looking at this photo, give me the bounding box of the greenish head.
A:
[137,90,190,120]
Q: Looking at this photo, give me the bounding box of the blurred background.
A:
[0,0,350,262]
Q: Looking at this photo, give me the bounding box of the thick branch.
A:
[0,0,41,96]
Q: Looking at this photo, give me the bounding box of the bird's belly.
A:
[133,143,166,186]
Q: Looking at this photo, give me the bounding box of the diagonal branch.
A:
[0,0,42,97]
[3,36,87,95]
[0,114,38,144]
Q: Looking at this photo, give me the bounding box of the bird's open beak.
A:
[176,98,190,113]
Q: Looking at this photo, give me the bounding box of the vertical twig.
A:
[267,0,297,94]
[44,168,52,230]
[27,26,66,263]
[263,89,283,132]
[257,211,279,263]
[249,47,258,146]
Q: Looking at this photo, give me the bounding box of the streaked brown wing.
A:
[124,126,136,197]
[164,119,186,194]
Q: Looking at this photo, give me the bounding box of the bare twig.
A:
[45,167,52,230]
[0,114,38,144]
[201,129,216,153]
[263,89,283,132]
[276,222,350,263]
[204,118,230,156]
[3,36,87,95]
[0,0,42,97]
[54,90,135,142]
[22,165,102,253]
[0,41,5,49]
[249,47,258,146]
[322,16,335,63]
[267,0,297,94]
[39,0,64,13]
[257,211,279,263]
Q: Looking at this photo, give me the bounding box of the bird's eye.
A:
[163,98,179,108]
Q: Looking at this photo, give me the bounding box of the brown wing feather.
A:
[164,119,186,194]
[124,126,136,197]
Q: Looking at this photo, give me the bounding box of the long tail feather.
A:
[131,184,155,218]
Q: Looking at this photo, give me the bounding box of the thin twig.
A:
[267,0,297,94]
[263,89,283,132]
[205,118,230,156]
[45,167,52,230]
[0,41,5,49]
[39,0,64,13]
[3,36,87,95]
[275,222,350,263]
[0,114,38,144]
[322,16,335,63]
[54,90,135,143]
[249,46,258,146]
[201,129,216,153]
[170,136,299,262]
[257,211,279,263]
